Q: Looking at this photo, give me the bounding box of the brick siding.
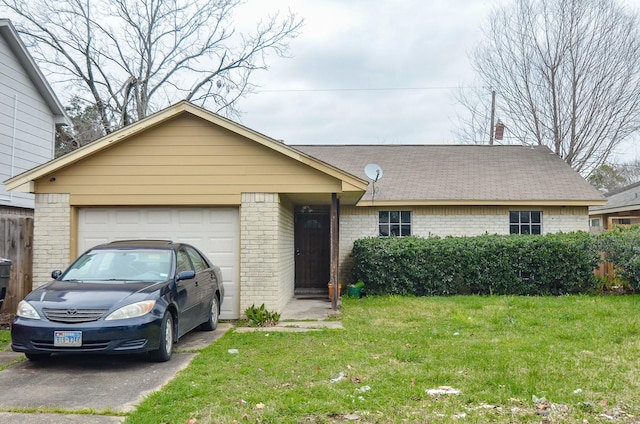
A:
[239,193,295,314]
[32,193,70,288]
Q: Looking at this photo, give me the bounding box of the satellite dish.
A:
[364,163,383,182]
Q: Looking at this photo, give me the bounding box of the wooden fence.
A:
[0,216,33,313]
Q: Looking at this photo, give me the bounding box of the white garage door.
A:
[78,207,239,319]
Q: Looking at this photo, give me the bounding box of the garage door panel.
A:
[78,207,239,319]
[147,210,172,224]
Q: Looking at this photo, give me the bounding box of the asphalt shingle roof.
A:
[590,181,640,212]
[294,144,604,204]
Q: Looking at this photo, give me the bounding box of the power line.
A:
[256,85,475,93]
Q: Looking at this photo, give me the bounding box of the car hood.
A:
[25,280,166,311]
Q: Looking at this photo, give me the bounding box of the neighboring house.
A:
[589,181,640,234]
[0,19,69,216]
[4,101,605,319]
[0,19,70,311]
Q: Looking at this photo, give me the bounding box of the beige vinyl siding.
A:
[33,115,343,206]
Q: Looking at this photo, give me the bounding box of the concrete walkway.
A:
[234,296,343,333]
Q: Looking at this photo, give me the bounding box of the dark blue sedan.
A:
[11,240,223,362]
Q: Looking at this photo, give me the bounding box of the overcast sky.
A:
[233,0,497,146]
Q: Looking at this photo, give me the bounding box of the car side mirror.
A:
[51,270,62,279]
[177,270,196,281]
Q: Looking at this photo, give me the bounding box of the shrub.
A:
[596,225,640,291]
[350,232,599,296]
[243,304,281,327]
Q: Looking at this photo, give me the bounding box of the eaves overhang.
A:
[356,199,607,207]
[589,204,640,215]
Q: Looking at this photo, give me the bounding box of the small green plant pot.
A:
[347,286,362,298]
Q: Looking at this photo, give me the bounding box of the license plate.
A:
[54,331,82,347]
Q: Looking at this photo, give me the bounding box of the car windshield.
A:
[61,249,172,283]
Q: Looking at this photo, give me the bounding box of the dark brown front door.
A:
[295,212,330,293]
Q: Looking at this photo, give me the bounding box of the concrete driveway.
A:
[0,323,232,424]
[0,297,336,423]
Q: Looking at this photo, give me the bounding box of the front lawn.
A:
[127,296,640,423]
[0,330,10,350]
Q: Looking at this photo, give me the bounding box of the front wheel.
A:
[149,312,174,362]
[199,295,219,331]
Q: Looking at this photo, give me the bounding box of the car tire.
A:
[149,312,173,362]
[199,295,219,331]
[25,353,51,361]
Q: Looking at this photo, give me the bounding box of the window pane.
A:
[531,225,541,235]
[509,211,519,224]
[401,224,411,236]
[379,211,389,223]
[521,226,530,235]
[531,211,541,223]
[390,211,400,223]
[177,250,191,273]
[520,211,530,223]
[186,247,209,273]
[390,224,400,236]
[510,225,520,234]
[401,211,411,223]
[379,225,388,236]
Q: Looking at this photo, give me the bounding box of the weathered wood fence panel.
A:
[0,217,33,313]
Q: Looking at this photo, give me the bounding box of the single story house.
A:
[4,101,605,319]
[589,181,640,233]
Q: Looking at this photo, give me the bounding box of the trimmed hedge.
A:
[350,232,600,296]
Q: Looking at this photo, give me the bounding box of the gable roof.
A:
[0,19,70,125]
[295,144,605,206]
[589,181,640,214]
[4,101,368,196]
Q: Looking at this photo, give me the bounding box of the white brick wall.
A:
[277,197,295,310]
[33,193,70,288]
[239,193,295,314]
[338,205,589,283]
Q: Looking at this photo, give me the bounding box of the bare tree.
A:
[453,86,492,145]
[456,0,640,176]
[2,0,302,134]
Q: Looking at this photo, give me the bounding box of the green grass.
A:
[0,297,635,421]
[0,330,10,351]
[124,296,638,422]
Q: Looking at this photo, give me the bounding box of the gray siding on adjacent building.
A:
[0,24,57,210]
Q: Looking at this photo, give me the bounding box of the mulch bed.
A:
[0,313,13,330]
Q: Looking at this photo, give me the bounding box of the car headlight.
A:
[16,300,41,319]
[105,300,156,321]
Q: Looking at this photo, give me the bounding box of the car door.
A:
[184,246,215,322]
[175,248,198,334]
